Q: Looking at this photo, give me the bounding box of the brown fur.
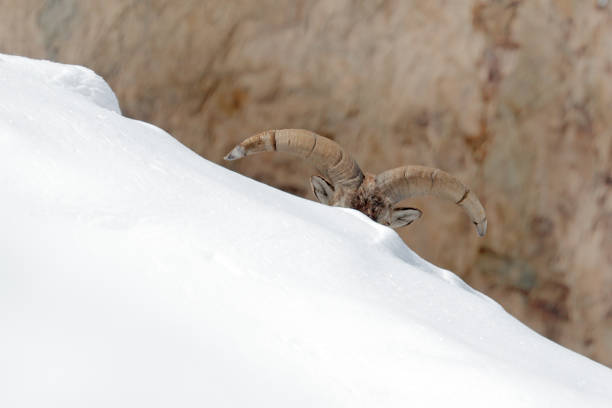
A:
[350,190,387,223]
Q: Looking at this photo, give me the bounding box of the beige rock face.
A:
[2,0,611,366]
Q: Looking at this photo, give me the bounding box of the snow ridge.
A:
[1,54,611,408]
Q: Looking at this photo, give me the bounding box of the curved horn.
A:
[375,165,487,236]
[224,129,364,188]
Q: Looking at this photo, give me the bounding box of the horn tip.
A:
[224,145,246,161]
[475,218,487,237]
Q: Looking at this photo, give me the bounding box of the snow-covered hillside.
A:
[0,54,610,407]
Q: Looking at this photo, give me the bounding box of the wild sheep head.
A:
[224,129,487,236]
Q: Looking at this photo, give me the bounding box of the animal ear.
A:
[389,207,422,228]
[311,176,335,204]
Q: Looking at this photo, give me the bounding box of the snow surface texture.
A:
[0,54,611,407]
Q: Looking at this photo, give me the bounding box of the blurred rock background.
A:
[1,0,610,367]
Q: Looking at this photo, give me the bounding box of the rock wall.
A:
[2,0,611,366]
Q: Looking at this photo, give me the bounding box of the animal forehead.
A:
[350,192,386,210]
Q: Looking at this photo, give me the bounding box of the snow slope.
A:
[0,54,610,407]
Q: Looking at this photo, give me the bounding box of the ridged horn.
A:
[224,129,364,188]
[375,165,487,236]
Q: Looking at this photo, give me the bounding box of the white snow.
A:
[0,54,610,407]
